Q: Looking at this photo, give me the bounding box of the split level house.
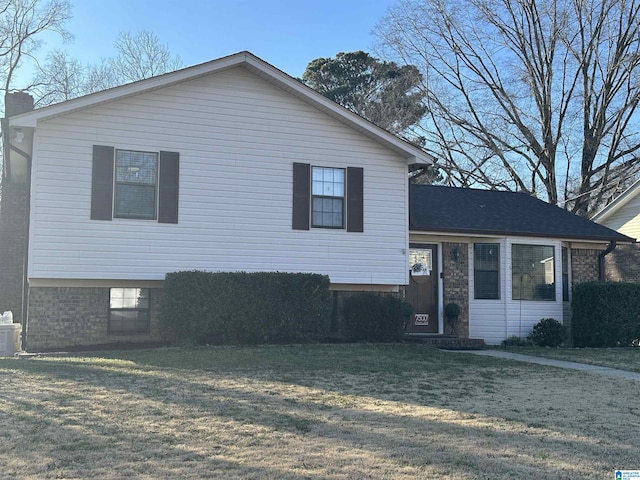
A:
[0,51,632,350]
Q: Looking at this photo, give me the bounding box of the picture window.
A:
[512,244,555,301]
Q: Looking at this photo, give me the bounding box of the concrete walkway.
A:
[445,349,640,382]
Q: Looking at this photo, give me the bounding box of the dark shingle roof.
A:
[410,184,633,243]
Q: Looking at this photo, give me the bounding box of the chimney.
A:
[4,92,34,118]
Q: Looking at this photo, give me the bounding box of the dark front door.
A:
[406,245,439,334]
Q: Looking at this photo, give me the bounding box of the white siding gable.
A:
[28,66,409,285]
[598,194,640,241]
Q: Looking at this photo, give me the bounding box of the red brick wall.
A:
[570,248,603,284]
[605,243,640,282]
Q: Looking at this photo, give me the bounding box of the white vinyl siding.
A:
[469,237,564,345]
[28,67,409,285]
[598,194,640,241]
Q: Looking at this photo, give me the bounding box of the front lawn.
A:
[1,344,638,479]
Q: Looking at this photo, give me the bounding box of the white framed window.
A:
[474,243,500,299]
[311,166,345,228]
[109,288,150,334]
[114,149,158,219]
[512,244,555,301]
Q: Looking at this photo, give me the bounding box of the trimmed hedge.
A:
[159,271,331,345]
[572,282,640,347]
[343,293,412,342]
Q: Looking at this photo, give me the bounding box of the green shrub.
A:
[342,293,412,342]
[572,282,640,347]
[159,271,331,345]
[444,303,460,318]
[528,318,565,347]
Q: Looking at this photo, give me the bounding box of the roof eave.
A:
[8,51,433,165]
[409,226,634,244]
[592,178,640,222]
[9,51,252,128]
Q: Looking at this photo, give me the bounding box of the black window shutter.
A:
[158,151,180,224]
[347,167,363,232]
[292,162,310,230]
[91,145,114,220]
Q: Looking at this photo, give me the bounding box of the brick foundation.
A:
[27,287,163,351]
[331,289,403,337]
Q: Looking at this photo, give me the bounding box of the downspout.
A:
[598,241,616,282]
[1,119,11,179]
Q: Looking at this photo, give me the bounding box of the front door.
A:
[406,245,439,334]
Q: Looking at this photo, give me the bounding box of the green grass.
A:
[497,345,640,372]
[1,343,639,479]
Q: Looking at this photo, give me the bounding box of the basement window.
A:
[108,288,150,334]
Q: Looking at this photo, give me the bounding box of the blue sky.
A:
[33,0,397,81]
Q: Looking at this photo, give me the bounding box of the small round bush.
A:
[528,318,566,347]
[444,303,460,317]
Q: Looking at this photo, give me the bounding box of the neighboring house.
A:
[408,185,632,345]
[0,51,630,350]
[592,179,640,282]
[592,178,640,241]
[0,51,432,350]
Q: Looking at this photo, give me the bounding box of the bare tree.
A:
[30,48,83,105]
[83,58,119,94]
[32,29,184,105]
[0,0,71,96]
[377,0,640,216]
[109,30,183,83]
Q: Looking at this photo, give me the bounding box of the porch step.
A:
[404,334,485,350]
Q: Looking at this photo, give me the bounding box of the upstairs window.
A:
[512,244,555,301]
[114,150,158,219]
[312,166,345,228]
[91,145,179,223]
[292,163,363,232]
[109,288,150,334]
[474,243,500,299]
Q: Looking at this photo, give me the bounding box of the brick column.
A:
[442,242,469,337]
[571,248,604,284]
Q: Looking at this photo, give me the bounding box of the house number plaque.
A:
[414,314,429,325]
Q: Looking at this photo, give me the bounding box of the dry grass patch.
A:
[0,344,638,479]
